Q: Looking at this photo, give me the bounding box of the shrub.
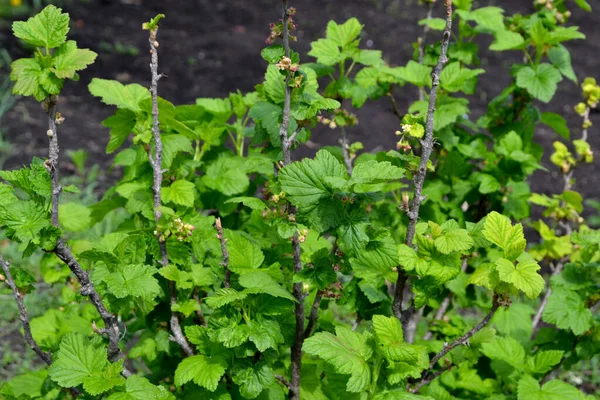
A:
[1,1,598,399]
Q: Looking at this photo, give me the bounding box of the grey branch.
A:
[147,26,194,357]
[410,362,454,394]
[277,2,305,398]
[393,0,453,336]
[1,254,52,365]
[340,127,353,174]
[44,97,128,369]
[215,217,231,288]
[428,296,500,369]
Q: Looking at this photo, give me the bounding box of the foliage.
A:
[1,2,598,400]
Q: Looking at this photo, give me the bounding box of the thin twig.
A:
[393,0,453,336]
[410,362,454,393]
[147,24,194,358]
[275,374,293,390]
[215,217,231,288]
[304,292,322,339]
[428,296,501,369]
[340,127,353,174]
[44,97,128,369]
[0,255,52,365]
[278,2,304,398]
[387,91,402,120]
[192,287,207,326]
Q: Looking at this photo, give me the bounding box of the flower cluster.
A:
[154,218,195,242]
[536,0,572,24]
[265,7,298,45]
[275,56,299,72]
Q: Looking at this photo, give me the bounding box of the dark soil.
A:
[0,0,598,201]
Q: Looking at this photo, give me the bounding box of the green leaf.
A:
[10,58,47,101]
[517,375,581,400]
[107,376,174,400]
[526,350,564,375]
[481,336,526,369]
[279,149,348,211]
[161,180,196,207]
[102,109,136,153]
[572,0,591,11]
[434,229,473,254]
[326,18,363,47]
[247,319,284,352]
[202,155,250,196]
[49,333,124,394]
[540,112,570,140]
[516,64,562,103]
[205,288,247,308]
[52,40,97,79]
[172,299,201,317]
[393,61,432,87]
[12,5,69,49]
[261,45,285,63]
[477,174,501,194]
[440,62,485,93]
[350,160,404,184]
[372,315,423,363]
[162,134,193,168]
[308,38,342,66]
[224,196,267,210]
[89,78,150,112]
[490,29,525,51]
[0,201,50,244]
[483,211,526,260]
[105,264,161,300]
[58,202,91,232]
[303,327,372,393]
[264,64,286,104]
[543,289,593,335]
[232,362,276,399]
[239,271,297,302]
[418,17,446,30]
[174,355,227,391]
[548,45,577,83]
[226,230,265,274]
[494,258,544,299]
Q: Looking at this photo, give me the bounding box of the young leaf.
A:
[326,18,363,47]
[226,230,265,274]
[174,355,227,391]
[526,350,564,375]
[12,5,69,49]
[350,160,404,184]
[494,258,544,299]
[107,376,174,400]
[58,203,91,232]
[10,58,47,101]
[89,78,150,112]
[547,45,577,83]
[239,271,297,302]
[105,264,161,300]
[481,336,526,369]
[516,63,562,103]
[161,180,196,207]
[543,289,593,335]
[540,112,570,140]
[434,229,473,254]
[48,333,124,393]
[517,375,581,400]
[372,315,424,363]
[52,40,97,79]
[303,327,372,393]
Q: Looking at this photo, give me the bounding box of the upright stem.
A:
[44,97,127,367]
[340,127,353,174]
[0,255,52,365]
[393,0,454,336]
[278,2,304,398]
[148,26,194,357]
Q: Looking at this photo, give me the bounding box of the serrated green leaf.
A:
[226,230,264,274]
[418,17,446,30]
[517,375,581,400]
[89,78,150,112]
[516,64,562,103]
[481,336,525,369]
[440,62,484,93]
[107,376,174,400]
[102,109,136,153]
[265,64,286,104]
[326,18,363,47]
[261,45,285,63]
[0,201,50,244]
[548,45,577,83]
[483,211,526,260]
[434,229,473,254]
[172,299,201,317]
[540,112,570,140]
[490,29,525,51]
[12,5,69,48]
[224,196,267,210]
[232,362,275,399]
[247,319,284,352]
[174,355,227,391]
[239,271,297,302]
[10,58,47,101]
[526,350,564,375]
[52,40,97,78]
[303,327,372,393]
[205,288,247,308]
[48,332,107,388]
[393,61,432,87]
[202,155,250,196]
[162,134,193,168]
[105,264,160,300]
[350,160,404,184]
[494,258,544,299]
[372,315,424,364]
[543,289,593,335]
[161,179,196,207]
